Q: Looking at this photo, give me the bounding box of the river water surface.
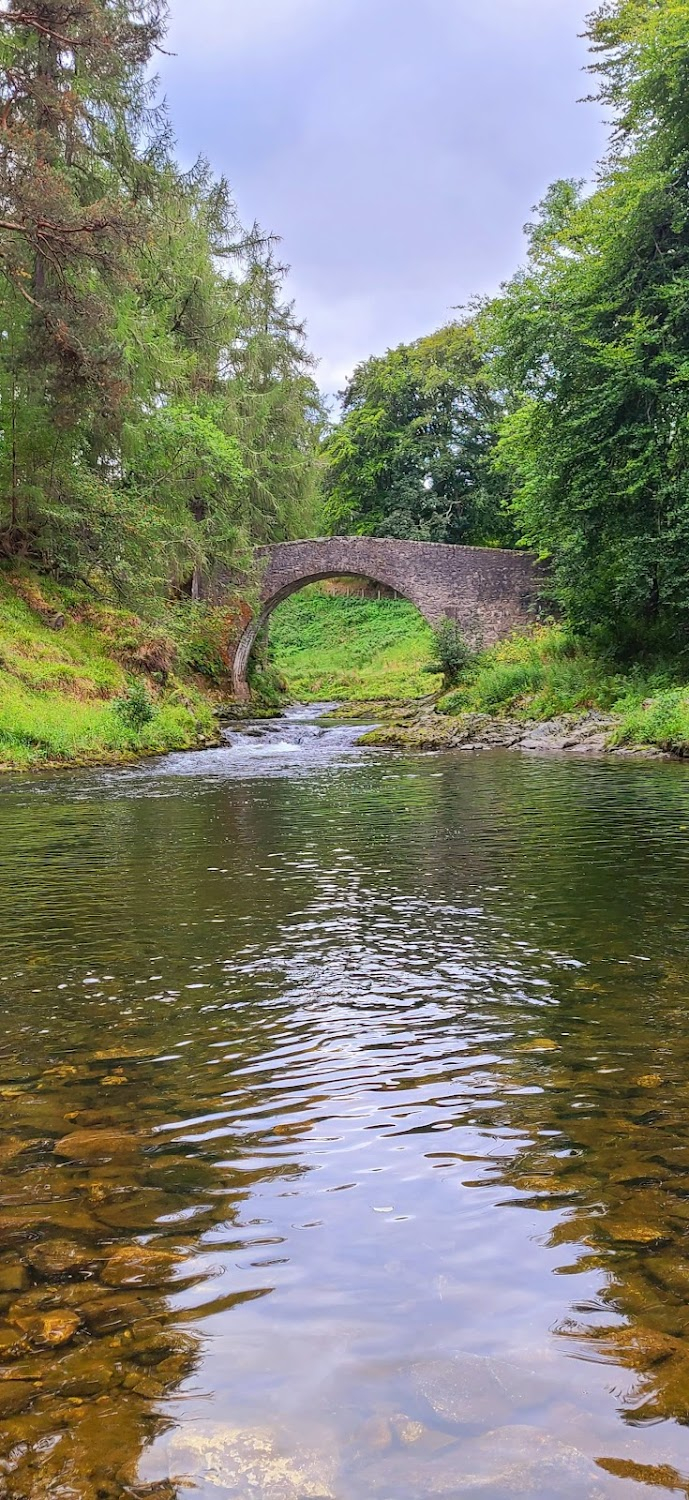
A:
[3,708,689,1497]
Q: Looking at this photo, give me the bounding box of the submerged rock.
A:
[26,1238,103,1280]
[0,1322,28,1359]
[359,1424,616,1497]
[354,1415,392,1454]
[10,1308,81,1348]
[456,1425,614,1497]
[0,1258,28,1294]
[390,1414,454,1450]
[0,1380,37,1417]
[82,1292,148,1335]
[53,1127,142,1161]
[412,1354,551,1427]
[42,1343,120,1397]
[0,1136,38,1166]
[159,1425,337,1498]
[100,1245,177,1288]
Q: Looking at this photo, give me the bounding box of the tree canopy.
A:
[3,0,689,665]
[481,0,689,651]
[323,322,514,547]
[0,0,324,599]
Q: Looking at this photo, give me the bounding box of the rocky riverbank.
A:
[350,704,669,758]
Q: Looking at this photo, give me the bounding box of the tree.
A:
[483,0,689,652]
[221,243,325,544]
[0,0,166,413]
[0,0,166,563]
[322,321,514,546]
[0,3,324,596]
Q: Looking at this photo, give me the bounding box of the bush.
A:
[112,678,156,731]
[425,619,474,686]
[612,689,689,754]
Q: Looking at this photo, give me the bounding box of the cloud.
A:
[164,0,346,63]
[162,0,606,395]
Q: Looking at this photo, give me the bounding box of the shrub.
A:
[612,689,689,754]
[112,678,156,731]
[425,619,474,686]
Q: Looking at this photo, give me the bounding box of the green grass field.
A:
[267,587,441,700]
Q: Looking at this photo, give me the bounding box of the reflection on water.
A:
[3,709,689,1496]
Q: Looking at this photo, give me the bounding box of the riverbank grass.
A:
[268,586,441,700]
[436,627,689,754]
[0,571,218,769]
[269,593,689,756]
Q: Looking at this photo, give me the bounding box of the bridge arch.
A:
[231,537,544,700]
[233,566,431,701]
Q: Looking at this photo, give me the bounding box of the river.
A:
[2,707,689,1498]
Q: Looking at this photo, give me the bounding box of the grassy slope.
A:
[267,586,441,701]
[6,570,688,767]
[270,590,689,755]
[429,627,689,754]
[0,571,219,770]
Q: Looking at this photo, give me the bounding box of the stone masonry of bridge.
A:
[225,536,546,700]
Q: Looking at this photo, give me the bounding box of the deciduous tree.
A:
[323,322,514,547]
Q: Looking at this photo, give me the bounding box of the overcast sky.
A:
[161,1,606,396]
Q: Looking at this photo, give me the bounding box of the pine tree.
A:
[0,1,166,412]
[0,2,324,591]
[223,243,324,543]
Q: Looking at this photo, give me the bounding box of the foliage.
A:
[172,602,234,686]
[7,0,689,705]
[0,676,213,766]
[268,585,440,701]
[423,618,474,687]
[612,688,689,754]
[112,677,155,730]
[436,625,683,725]
[246,659,286,708]
[0,568,216,767]
[0,4,324,598]
[481,0,689,652]
[222,248,325,544]
[268,594,689,757]
[0,0,166,421]
[323,322,514,546]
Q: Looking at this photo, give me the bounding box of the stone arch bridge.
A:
[228,536,545,699]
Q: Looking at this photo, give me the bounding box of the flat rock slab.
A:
[157,1425,336,1499]
[360,710,667,759]
[358,1424,659,1499]
[411,1354,552,1427]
